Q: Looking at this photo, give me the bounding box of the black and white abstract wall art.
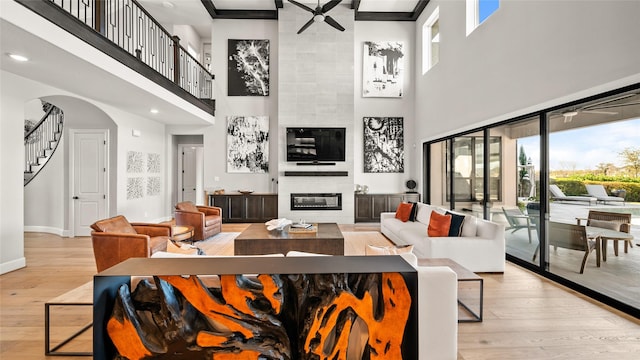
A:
[147,176,161,196]
[362,41,404,98]
[147,153,160,173]
[228,39,270,96]
[363,117,404,173]
[227,116,269,173]
[126,151,144,173]
[126,177,144,200]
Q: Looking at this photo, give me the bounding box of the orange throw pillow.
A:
[428,211,452,237]
[395,202,414,222]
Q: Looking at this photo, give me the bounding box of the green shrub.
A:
[566,174,640,183]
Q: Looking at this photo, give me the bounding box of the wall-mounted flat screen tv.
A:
[286,127,346,162]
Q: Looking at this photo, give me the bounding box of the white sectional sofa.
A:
[381,203,506,273]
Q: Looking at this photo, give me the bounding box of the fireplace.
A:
[291,193,342,210]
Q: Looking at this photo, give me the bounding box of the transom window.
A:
[422,7,440,74]
[466,0,500,35]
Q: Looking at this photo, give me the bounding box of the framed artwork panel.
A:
[228,39,270,96]
[227,116,269,173]
[362,41,404,98]
[363,117,404,173]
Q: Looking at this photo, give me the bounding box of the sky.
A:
[518,118,640,171]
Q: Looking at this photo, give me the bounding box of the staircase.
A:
[24,103,64,186]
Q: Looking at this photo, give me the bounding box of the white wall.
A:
[354,21,417,194]
[101,105,168,222]
[0,71,34,273]
[206,19,279,194]
[415,0,640,144]
[173,25,202,59]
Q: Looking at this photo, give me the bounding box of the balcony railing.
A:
[46,0,213,101]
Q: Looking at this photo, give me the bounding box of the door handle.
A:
[73,196,79,199]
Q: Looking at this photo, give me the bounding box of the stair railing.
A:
[47,0,214,101]
[24,105,64,186]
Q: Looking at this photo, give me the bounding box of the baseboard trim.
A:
[0,257,27,275]
[24,226,65,236]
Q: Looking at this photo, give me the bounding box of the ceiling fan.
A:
[289,0,345,34]
[552,93,640,123]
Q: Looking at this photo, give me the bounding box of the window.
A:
[466,0,499,35]
[422,7,440,74]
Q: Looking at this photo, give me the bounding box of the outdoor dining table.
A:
[585,226,634,262]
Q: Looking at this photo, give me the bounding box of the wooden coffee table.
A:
[234,223,344,256]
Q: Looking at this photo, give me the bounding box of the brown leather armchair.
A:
[90,215,171,272]
[174,201,222,241]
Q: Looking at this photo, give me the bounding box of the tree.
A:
[618,147,640,177]
[595,162,615,176]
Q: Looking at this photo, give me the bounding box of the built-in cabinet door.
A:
[228,196,245,221]
[262,195,278,220]
[245,196,263,222]
[371,195,388,221]
[387,194,405,213]
[355,195,373,222]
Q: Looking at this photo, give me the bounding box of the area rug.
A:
[194,231,393,256]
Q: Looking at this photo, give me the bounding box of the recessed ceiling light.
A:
[150,109,159,114]
[8,53,29,62]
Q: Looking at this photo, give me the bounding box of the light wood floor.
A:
[1,226,639,359]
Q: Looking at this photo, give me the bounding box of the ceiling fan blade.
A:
[324,15,345,32]
[289,0,314,13]
[321,0,342,13]
[582,110,618,115]
[581,93,638,110]
[582,101,640,111]
[297,17,315,34]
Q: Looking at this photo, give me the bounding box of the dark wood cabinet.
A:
[208,193,278,223]
[354,193,421,222]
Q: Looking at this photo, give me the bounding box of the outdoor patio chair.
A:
[549,184,597,205]
[585,184,626,205]
[533,222,599,274]
[502,207,537,243]
[585,210,632,255]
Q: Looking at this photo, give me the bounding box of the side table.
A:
[418,258,483,322]
[45,281,93,356]
[171,225,195,243]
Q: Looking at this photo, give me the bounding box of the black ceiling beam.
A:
[275,0,284,8]
[201,0,277,20]
[356,11,415,21]
[351,0,360,10]
[411,0,430,20]
[200,0,217,17]
[214,10,278,20]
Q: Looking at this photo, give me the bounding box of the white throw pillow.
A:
[415,203,442,225]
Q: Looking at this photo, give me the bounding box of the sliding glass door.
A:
[423,85,640,317]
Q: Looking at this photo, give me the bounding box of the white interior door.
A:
[179,145,203,204]
[71,130,107,237]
